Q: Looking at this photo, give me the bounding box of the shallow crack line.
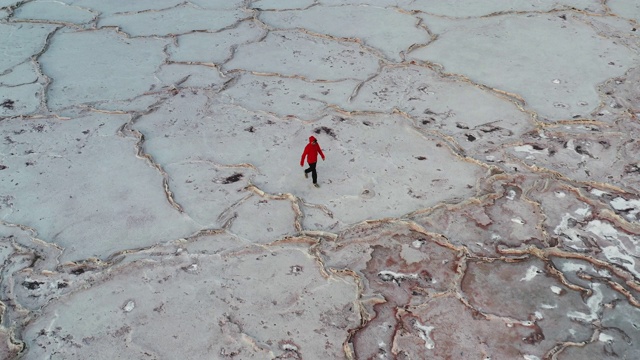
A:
[449,251,471,300]
[30,25,62,115]
[0,78,37,88]
[577,271,640,307]
[299,230,338,240]
[539,118,615,128]
[111,1,191,16]
[64,86,170,114]
[117,106,186,214]
[544,327,600,360]
[476,7,607,20]
[220,20,269,66]
[545,260,593,297]
[522,181,552,247]
[348,61,385,103]
[222,67,366,84]
[184,228,226,240]
[245,184,303,232]
[2,0,31,18]
[402,220,463,253]
[250,1,319,12]
[0,221,64,255]
[299,199,334,219]
[217,193,253,229]
[181,158,259,172]
[406,180,503,219]
[251,13,392,63]
[395,6,438,63]
[166,60,220,70]
[76,106,130,115]
[0,113,69,121]
[8,17,89,28]
[297,27,391,62]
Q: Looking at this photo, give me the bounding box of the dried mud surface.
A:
[1,1,640,359]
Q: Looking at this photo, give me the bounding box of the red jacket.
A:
[300,136,325,166]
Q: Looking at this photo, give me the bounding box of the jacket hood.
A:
[309,136,317,143]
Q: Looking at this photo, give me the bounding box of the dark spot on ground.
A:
[465,134,476,142]
[479,126,500,133]
[415,156,427,160]
[313,126,337,139]
[624,163,640,174]
[575,145,588,155]
[559,14,567,20]
[1,99,14,109]
[524,330,545,345]
[223,173,243,184]
[23,280,44,290]
[245,126,255,133]
[456,123,469,130]
[71,268,85,275]
[57,282,68,289]
[362,121,372,126]
[532,144,544,151]
[0,165,6,170]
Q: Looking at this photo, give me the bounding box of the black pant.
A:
[305,162,317,184]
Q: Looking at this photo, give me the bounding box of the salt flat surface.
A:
[1,1,640,359]
[410,13,638,120]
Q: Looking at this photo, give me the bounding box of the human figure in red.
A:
[300,136,325,188]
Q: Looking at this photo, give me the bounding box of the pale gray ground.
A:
[1,1,640,359]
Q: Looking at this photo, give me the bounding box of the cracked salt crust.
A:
[225,30,381,81]
[3,1,640,359]
[168,20,264,64]
[410,13,639,120]
[13,1,95,24]
[259,5,428,62]
[39,29,168,110]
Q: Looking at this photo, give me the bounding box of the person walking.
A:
[300,136,325,188]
